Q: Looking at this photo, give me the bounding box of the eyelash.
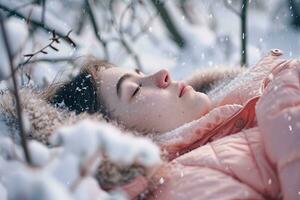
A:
[132,83,142,97]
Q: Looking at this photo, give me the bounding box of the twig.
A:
[0,3,75,45]
[0,12,32,165]
[85,0,109,60]
[18,57,76,67]
[22,30,71,65]
[1,30,75,81]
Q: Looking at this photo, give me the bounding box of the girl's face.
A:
[98,67,211,133]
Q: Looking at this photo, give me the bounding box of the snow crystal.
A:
[288,125,293,132]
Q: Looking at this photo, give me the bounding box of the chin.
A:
[188,96,211,117]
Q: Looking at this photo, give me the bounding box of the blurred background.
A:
[1,0,300,87]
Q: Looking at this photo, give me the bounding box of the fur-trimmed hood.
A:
[0,66,243,144]
[184,66,243,94]
[0,88,103,144]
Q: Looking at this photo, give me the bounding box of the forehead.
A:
[98,67,136,102]
[100,67,133,86]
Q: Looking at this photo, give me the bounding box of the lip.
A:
[178,82,187,97]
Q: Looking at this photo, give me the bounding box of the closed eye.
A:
[132,83,141,97]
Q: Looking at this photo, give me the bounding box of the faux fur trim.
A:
[0,88,103,144]
[184,66,244,93]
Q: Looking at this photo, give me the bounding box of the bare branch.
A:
[18,57,76,67]
[21,30,75,67]
[0,12,32,165]
[0,30,75,81]
[0,3,74,45]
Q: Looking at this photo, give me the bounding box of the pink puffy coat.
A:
[124,50,300,200]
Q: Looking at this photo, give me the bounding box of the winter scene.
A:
[0,0,300,199]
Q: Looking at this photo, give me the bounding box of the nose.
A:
[151,69,171,88]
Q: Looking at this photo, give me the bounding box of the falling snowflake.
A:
[159,177,164,184]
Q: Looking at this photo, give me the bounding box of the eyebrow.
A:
[116,73,132,98]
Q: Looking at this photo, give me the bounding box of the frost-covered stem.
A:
[149,0,185,48]
[241,0,248,67]
[85,0,109,60]
[0,3,72,45]
[0,13,32,165]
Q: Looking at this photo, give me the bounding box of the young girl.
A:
[2,49,299,199]
[44,49,300,200]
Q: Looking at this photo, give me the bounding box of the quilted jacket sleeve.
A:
[215,49,286,106]
[256,59,300,200]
